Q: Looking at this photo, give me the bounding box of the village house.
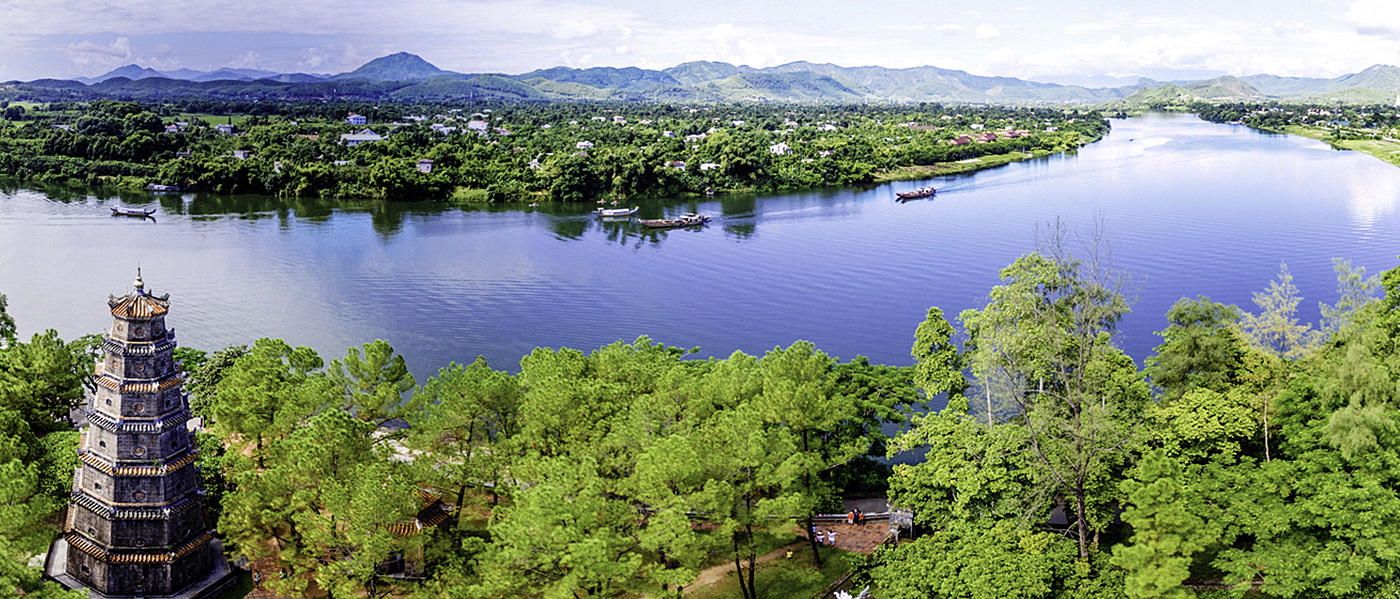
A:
[340,128,383,146]
[231,149,253,160]
[667,161,686,170]
[699,162,721,171]
[950,135,973,146]
[466,120,489,135]
[346,113,367,125]
[769,142,791,155]
[576,141,595,149]
[215,124,236,135]
[417,159,433,173]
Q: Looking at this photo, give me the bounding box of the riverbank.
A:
[874,149,1055,182]
[1275,124,1400,168]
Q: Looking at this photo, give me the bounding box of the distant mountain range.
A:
[15,52,1400,105]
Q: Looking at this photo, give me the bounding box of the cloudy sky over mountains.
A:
[2,0,1398,83]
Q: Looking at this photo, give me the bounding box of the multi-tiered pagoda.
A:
[47,273,232,598]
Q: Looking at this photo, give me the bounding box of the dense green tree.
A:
[1143,296,1247,400]
[960,240,1147,558]
[405,357,520,506]
[184,344,248,419]
[329,339,415,428]
[1237,262,1324,360]
[0,329,93,433]
[1111,450,1214,599]
[208,338,327,462]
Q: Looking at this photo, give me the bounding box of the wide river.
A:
[3,112,1398,387]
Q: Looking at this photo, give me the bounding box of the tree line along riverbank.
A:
[0,99,1106,203]
[6,227,1400,598]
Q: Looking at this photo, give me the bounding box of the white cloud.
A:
[977,31,1257,78]
[553,18,599,40]
[703,23,784,68]
[297,47,331,70]
[62,37,134,67]
[1065,21,1118,35]
[1348,0,1400,39]
[225,51,262,70]
[975,23,1001,39]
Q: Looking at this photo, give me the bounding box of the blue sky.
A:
[2,0,1398,84]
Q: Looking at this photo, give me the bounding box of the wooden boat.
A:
[896,187,937,201]
[595,206,639,217]
[638,213,710,228]
[111,207,156,218]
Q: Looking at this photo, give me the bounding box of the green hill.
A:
[663,61,747,85]
[337,52,454,82]
[1185,76,1264,100]
[515,66,679,91]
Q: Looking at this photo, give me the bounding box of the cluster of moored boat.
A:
[595,206,711,229]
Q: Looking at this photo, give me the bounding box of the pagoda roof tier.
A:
[92,372,185,393]
[79,449,197,477]
[101,333,177,356]
[69,489,204,521]
[65,531,214,564]
[85,408,190,434]
[107,291,170,319]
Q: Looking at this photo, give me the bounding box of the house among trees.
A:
[769,142,791,155]
[214,124,235,135]
[346,113,367,125]
[416,159,433,173]
[340,129,383,146]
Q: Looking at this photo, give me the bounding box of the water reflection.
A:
[1345,160,1400,239]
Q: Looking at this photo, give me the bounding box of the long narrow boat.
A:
[110,207,156,218]
[896,187,937,201]
[638,213,710,228]
[145,183,186,192]
[595,206,639,217]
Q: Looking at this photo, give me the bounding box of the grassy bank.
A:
[1280,125,1400,167]
[688,546,855,599]
[874,149,1053,182]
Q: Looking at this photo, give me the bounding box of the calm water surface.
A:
[3,112,1398,387]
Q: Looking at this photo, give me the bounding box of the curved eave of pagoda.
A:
[65,531,215,564]
[92,372,186,394]
[85,407,191,434]
[101,332,178,357]
[107,292,171,319]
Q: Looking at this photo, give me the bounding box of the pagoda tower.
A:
[48,272,232,598]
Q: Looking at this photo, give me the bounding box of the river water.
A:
[3,112,1398,386]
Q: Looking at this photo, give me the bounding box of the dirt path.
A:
[684,542,807,593]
